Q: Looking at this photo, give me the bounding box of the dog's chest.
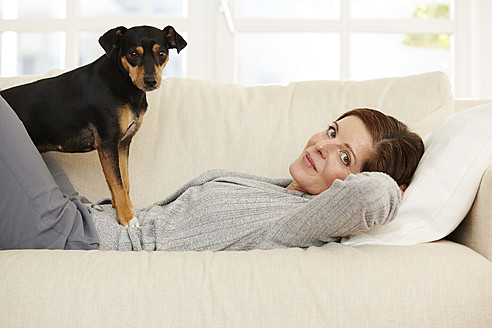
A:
[118,105,145,142]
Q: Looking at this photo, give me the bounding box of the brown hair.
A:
[337,108,424,187]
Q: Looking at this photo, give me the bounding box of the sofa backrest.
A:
[0,71,454,207]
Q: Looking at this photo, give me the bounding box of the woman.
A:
[0,96,424,251]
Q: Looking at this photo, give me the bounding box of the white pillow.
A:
[343,103,492,246]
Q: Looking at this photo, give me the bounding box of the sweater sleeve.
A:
[265,172,401,248]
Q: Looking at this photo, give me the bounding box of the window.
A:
[231,0,453,85]
[236,33,340,85]
[0,0,187,77]
[350,32,451,81]
[0,0,484,98]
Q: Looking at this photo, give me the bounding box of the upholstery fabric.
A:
[0,242,490,327]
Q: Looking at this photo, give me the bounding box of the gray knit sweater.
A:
[90,170,401,251]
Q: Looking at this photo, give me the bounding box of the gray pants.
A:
[0,96,99,250]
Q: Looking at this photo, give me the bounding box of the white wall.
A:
[471,0,492,99]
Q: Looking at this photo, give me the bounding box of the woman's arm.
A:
[265,172,401,248]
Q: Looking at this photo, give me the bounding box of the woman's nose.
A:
[315,140,334,159]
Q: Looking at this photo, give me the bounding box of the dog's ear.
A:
[163,26,187,54]
[99,26,128,57]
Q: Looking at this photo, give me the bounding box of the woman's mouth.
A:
[302,152,317,171]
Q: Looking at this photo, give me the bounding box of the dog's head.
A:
[99,25,187,92]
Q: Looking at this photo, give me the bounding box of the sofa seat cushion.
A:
[0,241,490,327]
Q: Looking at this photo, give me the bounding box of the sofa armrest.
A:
[448,164,492,261]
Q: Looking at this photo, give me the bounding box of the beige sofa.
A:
[0,71,491,327]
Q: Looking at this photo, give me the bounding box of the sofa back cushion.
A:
[0,71,453,207]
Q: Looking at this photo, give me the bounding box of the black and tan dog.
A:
[0,25,187,227]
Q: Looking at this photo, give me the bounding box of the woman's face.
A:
[287,115,374,195]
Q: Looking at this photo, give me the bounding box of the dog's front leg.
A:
[118,138,133,210]
[96,143,139,227]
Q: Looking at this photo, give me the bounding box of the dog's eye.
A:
[158,50,167,58]
[128,51,139,59]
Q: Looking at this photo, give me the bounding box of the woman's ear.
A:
[399,184,408,196]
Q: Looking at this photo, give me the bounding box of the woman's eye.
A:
[326,127,336,138]
[341,152,350,166]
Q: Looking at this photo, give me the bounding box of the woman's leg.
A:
[0,96,99,250]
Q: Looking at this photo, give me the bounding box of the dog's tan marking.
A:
[116,28,125,38]
[99,149,134,225]
[92,129,134,226]
[117,105,145,210]
[158,55,169,71]
[118,105,144,141]
[121,56,131,73]
[152,44,168,89]
[121,56,146,91]
[118,144,132,209]
[117,105,134,207]
[118,105,136,137]
[135,66,145,87]
[153,60,166,89]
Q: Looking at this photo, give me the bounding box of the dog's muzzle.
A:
[143,76,158,89]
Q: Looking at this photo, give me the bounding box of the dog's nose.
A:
[144,76,158,88]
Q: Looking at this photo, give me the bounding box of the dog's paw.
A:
[90,204,105,212]
[128,216,140,228]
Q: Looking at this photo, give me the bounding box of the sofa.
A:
[0,71,490,327]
